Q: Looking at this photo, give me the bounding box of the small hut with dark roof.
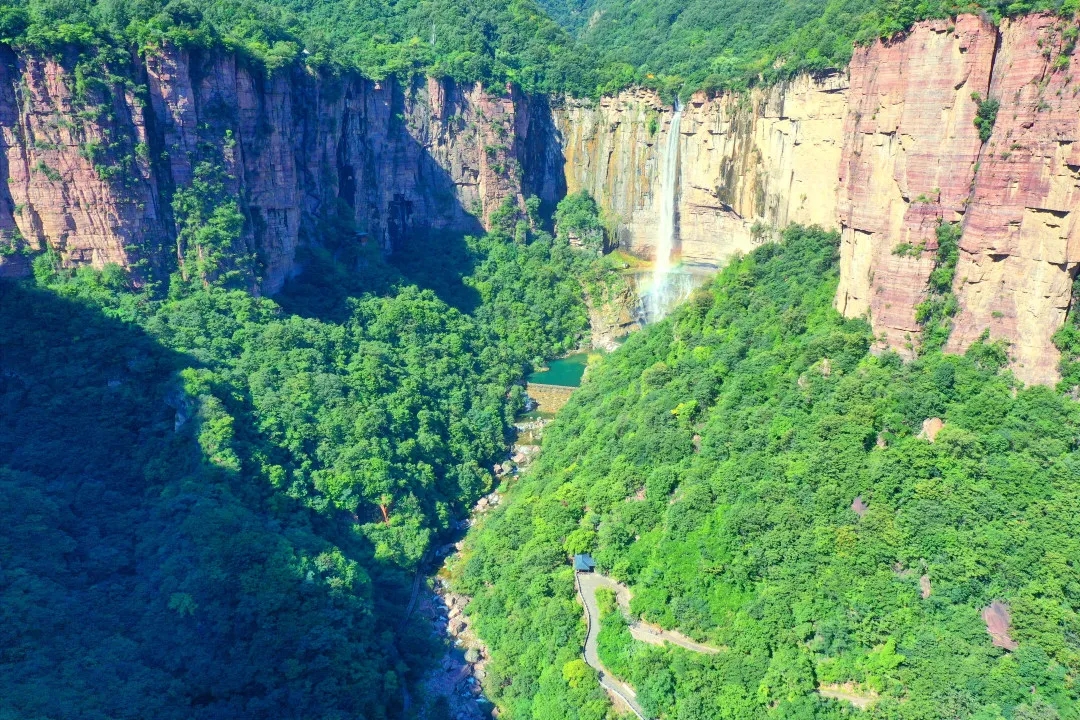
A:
[573,553,596,572]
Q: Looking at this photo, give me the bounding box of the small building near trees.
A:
[573,553,596,572]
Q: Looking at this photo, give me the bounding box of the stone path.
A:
[576,572,647,719]
[575,571,722,719]
[629,622,721,654]
[818,683,879,709]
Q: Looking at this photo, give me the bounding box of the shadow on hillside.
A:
[277,226,485,322]
[279,77,567,323]
[0,281,424,719]
[388,229,482,313]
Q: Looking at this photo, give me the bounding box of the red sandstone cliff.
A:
[945,14,1080,384]
[2,14,1078,385]
[560,13,1078,385]
[834,15,996,353]
[838,13,1079,385]
[0,50,165,279]
[838,12,1075,382]
[0,45,560,292]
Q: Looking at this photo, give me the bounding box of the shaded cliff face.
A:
[0,45,559,292]
[2,14,1077,385]
[559,13,1079,385]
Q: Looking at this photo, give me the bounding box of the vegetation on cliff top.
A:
[0,193,606,717]
[458,226,1079,718]
[0,0,1076,97]
[0,0,594,93]
[538,0,1080,96]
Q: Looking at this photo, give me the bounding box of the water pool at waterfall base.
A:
[527,352,590,387]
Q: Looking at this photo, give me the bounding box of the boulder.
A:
[920,417,944,442]
[982,601,1018,650]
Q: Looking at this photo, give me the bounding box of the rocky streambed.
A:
[413,419,546,719]
[414,556,495,720]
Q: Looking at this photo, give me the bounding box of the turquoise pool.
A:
[527,352,589,387]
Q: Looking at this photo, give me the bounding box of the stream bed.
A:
[409,267,713,716]
[413,419,548,719]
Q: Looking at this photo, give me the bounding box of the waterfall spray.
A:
[643,100,683,321]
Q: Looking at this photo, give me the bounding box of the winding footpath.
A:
[576,572,648,719]
[575,571,722,719]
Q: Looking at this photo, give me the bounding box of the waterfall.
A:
[642,101,684,322]
[632,265,712,325]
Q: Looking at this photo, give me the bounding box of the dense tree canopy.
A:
[0,0,1075,96]
[2,0,1080,713]
[0,0,594,93]
[0,204,601,717]
[458,226,1080,719]
[538,0,1080,95]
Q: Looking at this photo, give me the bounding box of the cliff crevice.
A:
[2,13,1078,384]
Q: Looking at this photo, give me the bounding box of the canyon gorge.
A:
[1,12,1077,384]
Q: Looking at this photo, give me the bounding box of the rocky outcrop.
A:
[0,50,166,278]
[982,600,1019,650]
[945,14,1080,384]
[835,15,996,352]
[558,13,1079,385]
[0,45,561,292]
[2,14,1078,384]
[584,279,641,350]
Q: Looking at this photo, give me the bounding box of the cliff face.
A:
[0,45,559,292]
[559,13,1079,385]
[554,75,848,266]
[2,14,1078,384]
[945,14,1080,384]
[0,50,165,279]
[835,15,996,353]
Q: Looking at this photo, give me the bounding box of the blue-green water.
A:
[527,352,589,387]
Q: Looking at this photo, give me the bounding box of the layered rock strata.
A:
[554,74,848,266]
[945,14,1080,383]
[1,13,1077,384]
[835,15,996,352]
[0,46,559,292]
[559,13,1079,385]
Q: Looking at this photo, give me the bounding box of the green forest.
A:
[1,0,1077,97]
[3,0,1080,718]
[0,202,606,718]
[0,0,592,94]
[456,227,1080,719]
[536,0,1080,95]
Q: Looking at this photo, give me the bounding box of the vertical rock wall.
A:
[835,15,996,353]
[0,13,1077,384]
[558,13,1079,385]
[554,75,848,266]
[945,14,1080,384]
[0,49,166,279]
[0,45,557,292]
